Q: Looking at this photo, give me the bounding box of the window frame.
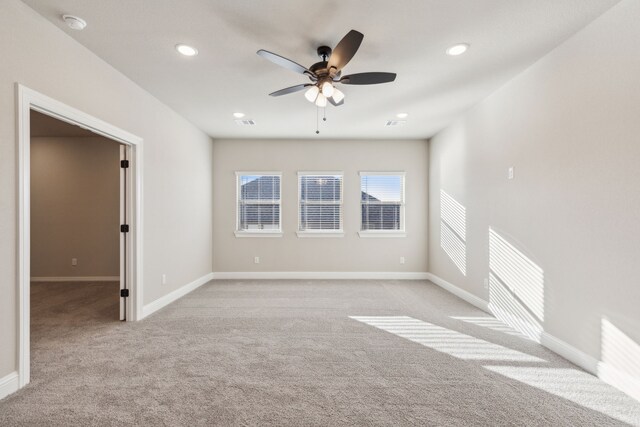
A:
[358,171,406,238]
[296,171,345,238]
[234,171,283,238]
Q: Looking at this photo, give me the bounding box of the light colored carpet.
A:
[1,279,639,426]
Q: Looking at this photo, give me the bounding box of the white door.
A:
[119,145,128,320]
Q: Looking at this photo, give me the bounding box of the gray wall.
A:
[213,139,428,273]
[31,136,120,278]
[0,0,213,379]
[428,0,639,398]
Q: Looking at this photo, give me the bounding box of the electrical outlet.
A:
[400,257,405,265]
[254,256,260,264]
[483,278,489,289]
[71,258,77,266]
[508,166,514,180]
[162,274,167,285]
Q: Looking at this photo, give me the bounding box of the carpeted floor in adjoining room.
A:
[1,279,639,426]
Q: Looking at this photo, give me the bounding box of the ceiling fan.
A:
[257,30,396,107]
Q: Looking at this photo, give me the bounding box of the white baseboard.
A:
[0,371,19,401]
[426,273,490,312]
[425,273,640,403]
[540,331,599,373]
[540,332,640,402]
[142,272,214,318]
[598,361,640,403]
[31,276,119,282]
[211,272,430,280]
[489,304,544,342]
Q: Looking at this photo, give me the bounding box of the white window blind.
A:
[298,173,343,231]
[237,173,281,232]
[360,173,405,231]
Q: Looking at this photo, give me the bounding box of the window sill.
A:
[296,231,345,238]
[358,231,407,238]
[234,231,283,238]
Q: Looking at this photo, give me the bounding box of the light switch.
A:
[508,166,514,180]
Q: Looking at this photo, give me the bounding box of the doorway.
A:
[16,85,143,389]
[30,110,125,320]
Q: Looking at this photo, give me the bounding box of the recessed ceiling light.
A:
[175,44,198,57]
[62,15,87,31]
[446,43,470,56]
[233,112,245,118]
[396,113,409,119]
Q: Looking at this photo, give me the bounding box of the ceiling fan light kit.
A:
[321,81,334,97]
[331,88,345,103]
[257,29,397,127]
[304,85,319,102]
[315,93,327,107]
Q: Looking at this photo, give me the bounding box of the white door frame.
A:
[16,84,144,389]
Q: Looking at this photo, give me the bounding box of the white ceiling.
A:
[23,0,619,139]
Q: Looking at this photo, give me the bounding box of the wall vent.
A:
[235,119,256,126]
[385,120,406,127]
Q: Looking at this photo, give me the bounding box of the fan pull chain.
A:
[323,107,327,122]
[316,106,320,134]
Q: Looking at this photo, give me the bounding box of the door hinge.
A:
[121,159,129,168]
[121,224,129,233]
[120,289,129,298]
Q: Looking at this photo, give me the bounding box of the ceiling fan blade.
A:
[269,84,312,97]
[340,72,396,85]
[327,30,364,73]
[257,49,312,76]
[328,96,344,107]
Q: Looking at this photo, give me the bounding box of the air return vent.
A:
[235,119,256,126]
[385,120,406,127]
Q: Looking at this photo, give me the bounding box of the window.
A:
[298,172,344,236]
[235,172,282,237]
[360,172,405,237]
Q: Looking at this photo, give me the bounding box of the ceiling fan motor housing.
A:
[309,61,329,78]
[309,46,338,80]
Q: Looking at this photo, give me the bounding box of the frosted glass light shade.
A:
[304,86,319,102]
[321,82,334,97]
[315,93,327,107]
[331,88,345,103]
